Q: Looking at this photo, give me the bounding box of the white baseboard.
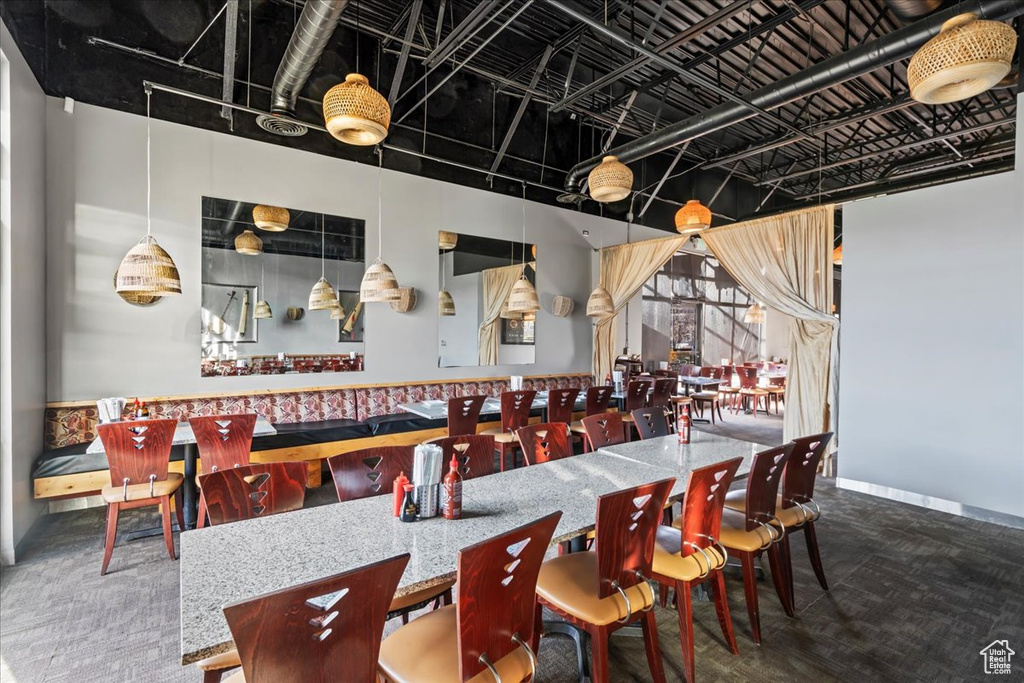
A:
[835,478,1024,530]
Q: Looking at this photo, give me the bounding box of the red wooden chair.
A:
[621,380,651,440]
[546,388,580,426]
[378,512,562,682]
[631,407,671,440]
[515,422,573,465]
[536,479,676,682]
[735,366,769,416]
[649,378,675,411]
[713,444,796,644]
[690,367,725,424]
[190,414,257,527]
[651,457,743,683]
[446,395,486,437]
[223,553,409,683]
[198,462,307,527]
[580,412,626,453]
[326,446,452,622]
[570,386,614,445]
[480,390,536,471]
[96,419,182,576]
[429,434,495,480]
[766,376,786,415]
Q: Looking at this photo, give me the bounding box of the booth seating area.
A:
[34,373,591,499]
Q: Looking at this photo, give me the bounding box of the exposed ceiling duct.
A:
[560,0,1024,194]
[256,0,350,137]
[884,0,946,23]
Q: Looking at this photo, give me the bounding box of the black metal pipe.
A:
[562,0,1024,192]
[269,0,349,116]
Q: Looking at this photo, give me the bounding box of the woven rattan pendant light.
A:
[252,205,289,232]
[328,259,346,320]
[115,87,181,297]
[743,303,766,324]
[309,214,340,311]
[438,192,456,316]
[507,185,540,313]
[323,73,391,146]
[586,219,613,318]
[908,14,1016,105]
[254,258,272,319]
[588,155,633,203]
[439,231,458,250]
[360,151,400,302]
[234,229,263,255]
[675,199,712,234]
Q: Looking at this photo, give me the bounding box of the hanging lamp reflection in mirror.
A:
[323,73,391,146]
[115,86,181,298]
[360,150,401,302]
[234,229,263,255]
[254,258,272,319]
[507,184,540,313]
[329,257,346,320]
[309,213,340,311]
[438,193,456,316]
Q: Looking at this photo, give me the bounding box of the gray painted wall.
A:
[43,101,643,401]
[840,151,1023,520]
[1,21,47,563]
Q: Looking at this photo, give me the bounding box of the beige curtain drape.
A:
[701,205,838,451]
[593,235,688,381]
[478,264,522,365]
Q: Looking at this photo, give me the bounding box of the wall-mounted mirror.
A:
[201,196,365,377]
[438,232,536,368]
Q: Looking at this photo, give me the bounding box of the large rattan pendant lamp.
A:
[908,13,1016,105]
[309,213,340,311]
[323,73,391,146]
[586,218,614,318]
[675,199,712,235]
[360,150,401,302]
[588,155,633,203]
[507,184,540,313]
[254,258,272,320]
[115,87,181,298]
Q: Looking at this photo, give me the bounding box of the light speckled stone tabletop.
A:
[399,392,585,420]
[87,416,276,454]
[179,433,766,665]
[597,432,766,478]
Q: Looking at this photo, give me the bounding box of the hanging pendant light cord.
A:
[520,182,527,275]
[320,213,326,278]
[146,88,152,237]
[377,148,384,262]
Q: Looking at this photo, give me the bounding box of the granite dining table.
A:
[179,431,768,665]
[398,390,586,421]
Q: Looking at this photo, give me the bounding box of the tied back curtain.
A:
[593,235,688,381]
[701,205,838,450]
[478,264,522,365]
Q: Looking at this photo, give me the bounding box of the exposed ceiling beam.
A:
[220,0,239,125]
[387,0,423,107]
[638,142,689,218]
[489,44,553,180]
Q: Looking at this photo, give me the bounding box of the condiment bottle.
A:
[133,398,141,419]
[442,456,463,520]
[677,405,691,444]
[140,402,150,420]
[399,483,418,522]
[392,471,410,517]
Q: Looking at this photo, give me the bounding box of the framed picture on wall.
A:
[201,282,259,344]
[337,291,364,343]
[501,318,535,345]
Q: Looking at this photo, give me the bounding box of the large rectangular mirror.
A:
[201,197,365,377]
[438,232,536,367]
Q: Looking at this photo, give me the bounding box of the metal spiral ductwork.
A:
[885,0,946,23]
[256,0,350,137]
[562,0,1024,193]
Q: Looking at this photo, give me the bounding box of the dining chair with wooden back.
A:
[766,376,786,415]
[691,367,725,424]
[569,386,614,447]
[378,512,561,682]
[631,408,671,440]
[546,388,580,426]
[716,364,740,410]
[711,443,796,644]
[190,414,257,527]
[621,380,651,440]
[480,390,536,471]
[223,553,410,683]
[679,363,700,377]
[446,395,486,437]
[651,458,743,683]
[97,419,182,576]
[580,412,626,453]
[536,479,676,683]
[650,378,675,412]
[515,422,573,465]
[430,434,496,480]
[198,462,307,527]
[735,365,769,416]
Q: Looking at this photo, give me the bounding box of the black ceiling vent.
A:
[255,114,308,137]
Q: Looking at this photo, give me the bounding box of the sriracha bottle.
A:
[677,405,691,444]
[442,456,463,520]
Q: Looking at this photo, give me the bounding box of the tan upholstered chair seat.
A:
[388,579,456,612]
[100,472,183,503]
[535,551,654,626]
[739,387,769,396]
[672,507,773,552]
[652,526,727,581]
[196,649,242,672]
[689,391,719,400]
[569,420,586,434]
[621,413,636,423]
[479,427,514,444]
[377,604,533,683]
[722,490,816,526]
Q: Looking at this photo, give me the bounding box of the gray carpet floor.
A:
[3,423,1023,681]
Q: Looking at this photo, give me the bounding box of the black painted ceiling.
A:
[1,0,1019,241]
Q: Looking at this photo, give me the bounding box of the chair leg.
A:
[160,496,176,561]
[674,580,696,683]
[709,401,716,425]
[590,625,610,683]
[202,670,225,683]
[710,570,739,655]
[766,543,794,617]
[640,609,667,683]
[716,400,724,422]
[532,602,543,654]
[174,488,185,532]
[101,502,119,576]
[739,552,762,645]
[804,522,829,590]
